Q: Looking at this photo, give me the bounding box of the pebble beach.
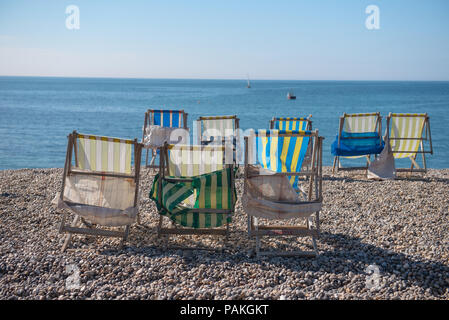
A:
[0,167,448,300]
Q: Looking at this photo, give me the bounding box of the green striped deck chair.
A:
[196,115,240,164]
[150,143,236,248]
[55,131,143,252]
[243,130,324,257]
[332,112,383,174]
[142,109,189,168]
[386,113,433,173]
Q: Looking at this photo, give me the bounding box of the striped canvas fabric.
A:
[150,167,235,228]
[389,114,426,159]
[201,116,236,140]
[273,118,309,131]
[253,130,310,188]
[167,144,231,176]
[77,134,132,174]
[343,113,379,133]
[151,110,184,128]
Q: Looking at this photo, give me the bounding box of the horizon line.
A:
[1,75,449,82]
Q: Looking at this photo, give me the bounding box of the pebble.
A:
[0,167,447,300]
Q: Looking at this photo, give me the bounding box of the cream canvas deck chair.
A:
[386,113,433,173]
[243,129,324,257]
[142,109,189,168]
[149,142,236,250]
[195,115,240,164]
[55,131,143,252]
[332,112,384,174]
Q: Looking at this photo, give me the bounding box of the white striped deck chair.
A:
[196,115,240,164]
[142,109,189,168]
[151,143,236,250]
[55,131,143,252]
[332,112,383,174]
[386,113,433,173]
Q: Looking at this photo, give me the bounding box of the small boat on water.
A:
[287,91,296,100]
[246,74,251,88]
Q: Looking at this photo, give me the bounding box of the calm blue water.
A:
[1,76,448,169]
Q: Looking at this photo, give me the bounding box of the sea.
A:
[1,76,448,170]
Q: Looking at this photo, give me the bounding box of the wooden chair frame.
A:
[156,142,236,251]
[244,130,324,257]
[142,109,189,168]
[332,112,382,175]
[386,113,433,174]
[58,131,143,252]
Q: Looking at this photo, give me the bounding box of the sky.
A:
[0,0,448,80]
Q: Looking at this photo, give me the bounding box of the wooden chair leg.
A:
[145,148,149,167]
[332,157,337,173]
[157,215,163,238]
[119,225,130,249]
[61,215,80,253]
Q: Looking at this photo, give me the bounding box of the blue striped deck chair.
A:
[150,143,236,250]
[270,115,313,168]
[195,115,240,164]
[386,113,433,174]
[331,112,384,175]
[253,129,311,190]
[243,130,324,257]
[142,109,189,168]
[56,131,143,252]
[269,115,312,131]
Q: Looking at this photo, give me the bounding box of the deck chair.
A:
[243,129,324,257]
[149,142,236,250]
[332,112,384,174]
[386,113,433,173]
[55,131,143,252]
[142,109,189,168]
[269,115,312,131]
[270,115,313,168]
[195,115,240,164]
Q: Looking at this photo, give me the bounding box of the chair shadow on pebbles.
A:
[89,228,448,298]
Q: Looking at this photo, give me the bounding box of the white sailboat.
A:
[246,74,251,88]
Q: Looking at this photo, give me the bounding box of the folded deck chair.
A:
[54,131,143,252]
[195,115,240,164]
[149,143,236,250]
[331,112,384,174]
[243,129,324,257]
[386,113,433,173]
[142,109,189,168]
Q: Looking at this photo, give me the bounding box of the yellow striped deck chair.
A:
[196,115,240,164]
[54,131,143,252]
[386,113,433,173]
[332,112,383,174]
[142,109,189,168]
[150,143,236,250]
[270,115,313,168]
[243,130,324,257]
[270,115,312,131]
